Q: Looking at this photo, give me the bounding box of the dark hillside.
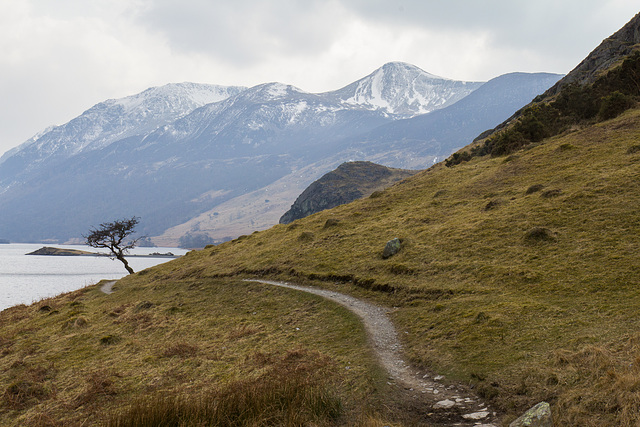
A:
[446,12,640,166]
[279,161,418,224]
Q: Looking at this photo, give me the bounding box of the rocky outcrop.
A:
[509,402,552,427]
[279,161,418,224]
[546,12,640,94]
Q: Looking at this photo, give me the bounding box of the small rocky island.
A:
[27,246,96,256]
[26,247,178,258]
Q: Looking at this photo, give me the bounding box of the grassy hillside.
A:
[165,107,640,425]
[3,31,640,424]
[2,110,639,426]
[2,107,639,425]
[0,277,392,426]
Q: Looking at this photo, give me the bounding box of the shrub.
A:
[75,370,117,407]
[627,145,640,154]
[388,263,414,275]
[298,231,314,242]
[99,335,120,346]
[3,380,51,409]
[541,189,562,198]
[484,199,503,211]
[444,151,472,167]
[598,91,635,120]
[161,342,199,358]
[525,184,545,195]
[523,227,557,244]
[323,218,340,228]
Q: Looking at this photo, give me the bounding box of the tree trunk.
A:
[117,254,135,274]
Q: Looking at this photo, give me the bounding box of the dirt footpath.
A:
[245,279,500,426]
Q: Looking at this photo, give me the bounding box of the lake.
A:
[0,243,188,312]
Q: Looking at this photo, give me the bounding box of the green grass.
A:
[167,108,640,425]
[2,108,640,426]
[0,277,388,426]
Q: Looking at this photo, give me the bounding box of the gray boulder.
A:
[382,238,402,259]
[509,402,552,427]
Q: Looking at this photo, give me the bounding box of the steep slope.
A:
[545,12,640,94]
[323,62,483,117]
[445,12,640,167]
[175,105,640,426]
[279,161,418,224]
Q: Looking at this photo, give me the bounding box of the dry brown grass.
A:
[2,108,640,425]
[156,108,640,425]
[0,277,385,426]
[108,349,343,427]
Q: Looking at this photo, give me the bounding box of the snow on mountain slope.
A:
[0,83,246,176]
[323,62,484,118]
[139,82,392,160]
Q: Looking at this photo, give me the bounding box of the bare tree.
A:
[84,217,142,274]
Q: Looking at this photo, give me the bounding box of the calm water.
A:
[0,243,188,311]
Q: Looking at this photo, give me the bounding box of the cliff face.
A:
[546,12,640,94]
[279,161,418,224]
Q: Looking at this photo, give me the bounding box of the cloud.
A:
[0,0,638,156]
[136,0,354,65]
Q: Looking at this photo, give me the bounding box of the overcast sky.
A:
[1,0,638,157]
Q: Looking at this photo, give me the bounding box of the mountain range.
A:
[0,62,561,245]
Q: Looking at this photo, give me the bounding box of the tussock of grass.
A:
[109,349,343,427]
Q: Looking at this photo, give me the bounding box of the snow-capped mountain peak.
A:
[324,62,484,118]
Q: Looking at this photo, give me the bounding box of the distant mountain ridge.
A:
[0,63,562,245]
[340,72,563,168]
[0,83,246,187]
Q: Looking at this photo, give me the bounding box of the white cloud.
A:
[0,0,638,156]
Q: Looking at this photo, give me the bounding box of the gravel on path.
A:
[100,280,117,295]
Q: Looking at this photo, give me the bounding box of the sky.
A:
[0,0,638,157]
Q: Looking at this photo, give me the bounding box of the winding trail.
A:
[100,277,499,424]
[245,279,500,426]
